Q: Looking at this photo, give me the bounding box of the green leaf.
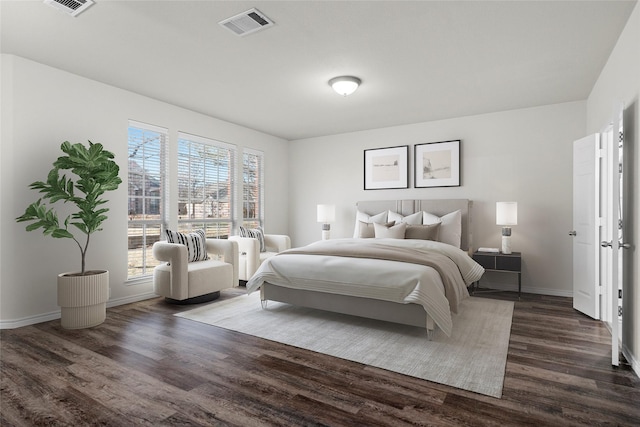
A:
[71,222,89,234]
[52,229,74,239]
[25,221,46,231]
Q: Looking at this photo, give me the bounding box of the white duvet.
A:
[246,238,485,336]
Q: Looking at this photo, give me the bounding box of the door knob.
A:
[569,231,576,236]
[601,241,612,248]
[619,242,632,250]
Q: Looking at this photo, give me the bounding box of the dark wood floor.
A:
[1,289,639,426]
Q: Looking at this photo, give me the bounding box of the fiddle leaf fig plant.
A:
[16,141,122,275]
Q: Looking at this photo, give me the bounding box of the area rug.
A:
[176,292,514,398]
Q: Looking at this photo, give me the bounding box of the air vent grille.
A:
[43,0,94,17]
[219,8,274,37]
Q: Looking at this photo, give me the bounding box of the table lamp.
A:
[317,204,336,240]
[496,202,517,254]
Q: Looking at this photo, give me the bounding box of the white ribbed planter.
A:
[57,270,109,329]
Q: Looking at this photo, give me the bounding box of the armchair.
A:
[153,238,239,304]
[229,233,291,281]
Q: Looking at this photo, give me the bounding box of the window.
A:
[127,121,167,279]
[177,132,236,238]
[242,149,264,229]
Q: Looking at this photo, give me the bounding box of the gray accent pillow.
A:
[374,221,407,239]
[358,221,395,238]
[405,223,441,241]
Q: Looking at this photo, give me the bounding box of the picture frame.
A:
[364,145,409,190]
[414,140,460,188]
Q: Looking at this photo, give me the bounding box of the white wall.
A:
[289,101,586,296]
[587,3,639,375]
[0,54,289,327]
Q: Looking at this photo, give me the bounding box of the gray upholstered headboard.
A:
[356,199,473,252]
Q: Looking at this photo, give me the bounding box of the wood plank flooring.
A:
[1,289,639,426]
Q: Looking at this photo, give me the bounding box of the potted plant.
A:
[16,141,122,329]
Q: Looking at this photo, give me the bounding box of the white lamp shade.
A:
[329,76,361,96]
[496,202,518,225]
[317,204,336,223]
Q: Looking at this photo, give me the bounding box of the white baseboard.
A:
[0,310,61,329]
[622,343,640,379]
[106,291,158,308]
[477,281,573,297]
[0,292,159,330]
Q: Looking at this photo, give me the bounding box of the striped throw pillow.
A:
[165,229,208,262]
[239,225,265,252]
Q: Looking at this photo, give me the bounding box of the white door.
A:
[572,134,600,319]
[607,106,624,366]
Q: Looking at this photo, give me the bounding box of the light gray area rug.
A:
[176,292,514,398]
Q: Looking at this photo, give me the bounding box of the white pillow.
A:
[388,210,422,225]
[422,210,462,248]
[374,222,407,239]
[353,210,388,238]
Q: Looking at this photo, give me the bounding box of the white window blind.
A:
[242,148,264,229]
[127,121,168,279]
[177,132,236,238]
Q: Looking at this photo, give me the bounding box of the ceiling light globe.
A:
[329,76,361,96]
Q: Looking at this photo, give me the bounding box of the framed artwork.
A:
[364,145,409,190]
[414,140,460,188]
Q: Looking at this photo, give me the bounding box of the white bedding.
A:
[246,238,484,336]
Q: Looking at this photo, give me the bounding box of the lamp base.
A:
[501,235,512,254]
[321,224,331,240]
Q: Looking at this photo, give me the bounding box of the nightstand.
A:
[472,251,522,299]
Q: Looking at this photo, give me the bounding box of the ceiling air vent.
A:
[219,8,274,37]
[43,0,94,17]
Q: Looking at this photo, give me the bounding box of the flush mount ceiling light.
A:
[329,76,361,96]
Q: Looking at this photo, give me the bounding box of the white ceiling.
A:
[1,1,636,141]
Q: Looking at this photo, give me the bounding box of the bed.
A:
[245,199,484,338]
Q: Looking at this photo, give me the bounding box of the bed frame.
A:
[261,199,473,338]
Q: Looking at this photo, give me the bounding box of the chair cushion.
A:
[239,225,265,252]
[154,259,232,298]
[187,260,233,297]
[165,229,208,262]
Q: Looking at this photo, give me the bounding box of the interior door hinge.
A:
[598,285,604,295]
[618,306,623,317]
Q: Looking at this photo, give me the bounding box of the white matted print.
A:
[364,145,409,190]
[414,140,460,188]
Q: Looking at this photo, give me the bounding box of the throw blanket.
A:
[247,238,485,336]
[283,240,468,314]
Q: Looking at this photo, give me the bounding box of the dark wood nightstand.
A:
[472,251,522,298]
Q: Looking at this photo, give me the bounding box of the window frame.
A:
[127,121,168,280]
[242,148,265,229]
[177,132,237,239]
